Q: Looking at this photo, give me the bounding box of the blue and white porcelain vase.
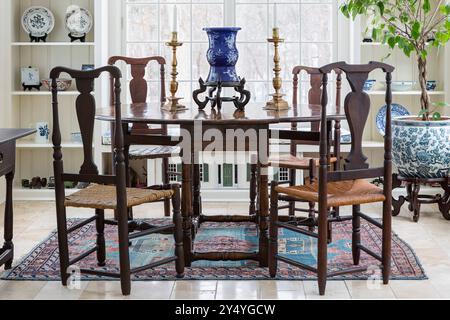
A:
[203,27,241,85]
[392,117,450,178]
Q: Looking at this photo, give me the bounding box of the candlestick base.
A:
[265,93,289,111]
[162,97,187,112]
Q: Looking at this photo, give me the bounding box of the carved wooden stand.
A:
[392,174,450,222]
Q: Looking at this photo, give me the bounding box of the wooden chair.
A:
[108,56,180,217]
[50,66,184,296]
[268,61,394,295]
[249,66,342,231]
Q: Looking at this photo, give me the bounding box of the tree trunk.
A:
[417,56,430,120]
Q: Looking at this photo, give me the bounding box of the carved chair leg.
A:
[162,158,171,217]
[269,181,279,278]
[317,199,328,295]
[382,199,392,285]
[171,185,185,278]
[117,205,131,296]
[56,203,70,286]
[352,205,361,265]
[95,209,106,267]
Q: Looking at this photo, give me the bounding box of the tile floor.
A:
[0,200,449,300]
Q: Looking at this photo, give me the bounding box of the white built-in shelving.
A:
[2,0,109,200]
[356,12,449,167]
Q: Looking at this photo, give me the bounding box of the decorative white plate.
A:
[65,6,93,37]
[21,6,55,37]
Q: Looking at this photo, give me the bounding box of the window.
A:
[123,1,337,103]
[273,167,289,182]
[168,163,182,182]
[199,164,209,183]
[124,0,225,102]
[279,168,289,182]
[222,164,233,187]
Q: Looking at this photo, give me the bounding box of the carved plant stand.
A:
[392,174,450,222]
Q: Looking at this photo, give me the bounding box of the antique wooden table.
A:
[0,128,36,270]
[96,102,345,267]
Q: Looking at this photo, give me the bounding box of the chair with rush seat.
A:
[249,66,342,232]
[268,61,395,295]
[108,56,180,217]
[50,66,184,296]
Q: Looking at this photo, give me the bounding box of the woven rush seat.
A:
[65,184,174,210]
[275,179,385,207]
[269,154,337,170]
[129,146,180,160]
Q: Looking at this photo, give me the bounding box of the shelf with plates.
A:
[11,42,95,47]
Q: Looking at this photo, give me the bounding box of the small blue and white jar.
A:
[203,27,241,85]
[392,117,450,178]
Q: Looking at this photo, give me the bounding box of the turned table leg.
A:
[258,128,269,268]
[3,171,14,270]
[182,161,193,267]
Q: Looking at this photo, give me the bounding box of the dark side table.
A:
[0,129,35,270]
[392,174,450,222]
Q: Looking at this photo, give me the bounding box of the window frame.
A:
[120,0,341,103]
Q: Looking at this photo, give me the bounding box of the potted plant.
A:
[341,0,450,178]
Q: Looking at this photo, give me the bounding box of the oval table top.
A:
[96,102,345,125]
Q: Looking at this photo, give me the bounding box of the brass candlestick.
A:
[163,32,187,111]
[265,28,289,111]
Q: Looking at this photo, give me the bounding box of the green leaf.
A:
[411,21,421,40]
[432,112,442,121]
[387,36,397,48]
[420,49,427,60]
[432,102,450,108]
[423,0,431,14]
[377,1,385,16]
[418,109,427,117]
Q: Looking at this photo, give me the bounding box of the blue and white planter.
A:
[203,27,241,85]
[392,117,450,178]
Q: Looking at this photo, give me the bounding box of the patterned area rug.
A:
[2,219,426,281]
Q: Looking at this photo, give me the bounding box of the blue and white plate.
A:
[22,6,55,37]
[376,103,410,136]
